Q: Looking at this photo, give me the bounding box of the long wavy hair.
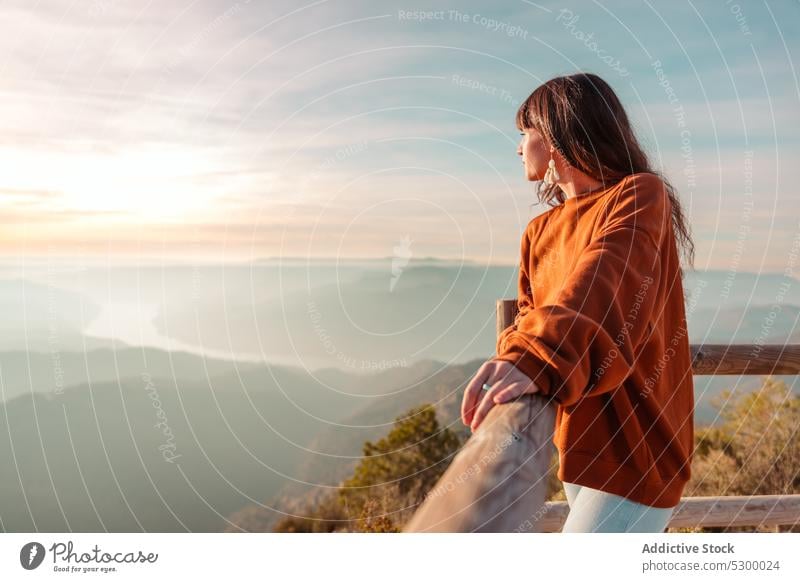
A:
[516,72,695,271]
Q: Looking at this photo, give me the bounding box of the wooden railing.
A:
[496,298,800,532]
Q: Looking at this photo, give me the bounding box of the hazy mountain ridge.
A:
[0,351,464,532]
[0,264,796,531]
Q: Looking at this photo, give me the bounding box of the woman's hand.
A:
[460,359,540,432]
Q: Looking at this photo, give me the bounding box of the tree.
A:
[682,376,800,532]
[268,403,463,532]
[337,404,463,531]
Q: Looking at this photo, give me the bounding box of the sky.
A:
[1,0,799,273]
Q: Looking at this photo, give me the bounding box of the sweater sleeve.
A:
[496,224,534,356]
[492,174,669,408]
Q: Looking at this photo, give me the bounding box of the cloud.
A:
[0,0,797,271]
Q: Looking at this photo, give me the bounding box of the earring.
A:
[544,148,560,184]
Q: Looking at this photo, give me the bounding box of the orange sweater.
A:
[494,172,694,508]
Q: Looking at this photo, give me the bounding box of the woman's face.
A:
[517,127,550,181]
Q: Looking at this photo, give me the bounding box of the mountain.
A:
[0,347,262,404]
[0,278,113,353]
[0,352,451,532]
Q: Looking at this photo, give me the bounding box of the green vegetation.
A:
[272,404,463,532]
[679,376,800,532]
[267,376,799,533]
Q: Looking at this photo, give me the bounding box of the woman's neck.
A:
[558,174,607,199]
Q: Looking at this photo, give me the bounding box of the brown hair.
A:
[516,72,695,270]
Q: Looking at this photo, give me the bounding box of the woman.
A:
[462,72,696,533]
